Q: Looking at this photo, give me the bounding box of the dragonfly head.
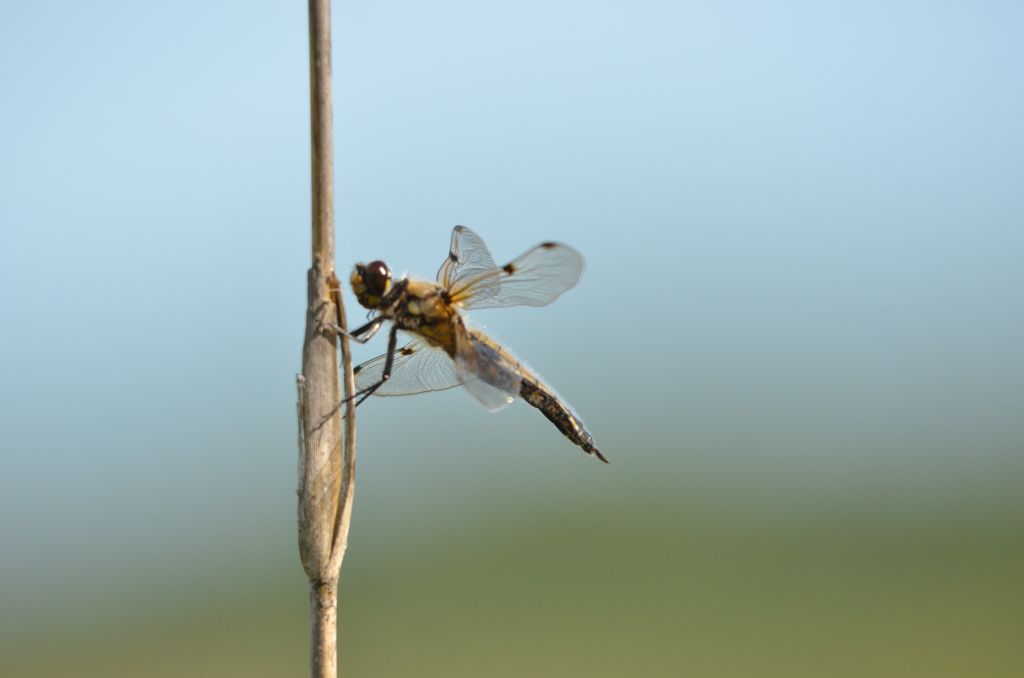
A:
[351,260,392,309]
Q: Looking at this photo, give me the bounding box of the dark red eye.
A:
[364,260,391,295]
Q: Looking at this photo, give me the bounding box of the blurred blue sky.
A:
[1,0,1022,631]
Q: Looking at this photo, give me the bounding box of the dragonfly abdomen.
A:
[519,378,607,463]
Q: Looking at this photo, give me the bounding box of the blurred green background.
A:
[2,1,1022,676]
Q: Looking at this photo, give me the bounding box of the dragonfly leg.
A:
[341,325,399,408]
[333,317,385,343]
[355,325,398,406]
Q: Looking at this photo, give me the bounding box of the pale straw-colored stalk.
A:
[297,0,357,675]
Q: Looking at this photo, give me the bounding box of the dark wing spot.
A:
[353,365,363,375]
[400,347,416,356]
[540,242,558,249]
[503,262,516,274]
[448,251,458,262]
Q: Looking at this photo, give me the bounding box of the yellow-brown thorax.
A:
[393,279,458,355]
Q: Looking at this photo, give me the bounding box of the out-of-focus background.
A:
[2,1,1022,676]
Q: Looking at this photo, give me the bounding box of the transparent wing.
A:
[353,339,460,397]
[448,240,584,310]
[436,225,502,306]
[453,322,521,411]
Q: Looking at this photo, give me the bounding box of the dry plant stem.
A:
[308,0,333,261]
[298,0,357,676]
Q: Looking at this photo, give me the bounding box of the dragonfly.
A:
[343,225,606,463]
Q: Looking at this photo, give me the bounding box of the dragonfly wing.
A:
[453,322,522,411]
[449,240,583,310]
[354,339,460,396]
[436,226,502,306]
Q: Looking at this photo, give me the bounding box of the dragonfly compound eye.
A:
[364,260,392,296]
